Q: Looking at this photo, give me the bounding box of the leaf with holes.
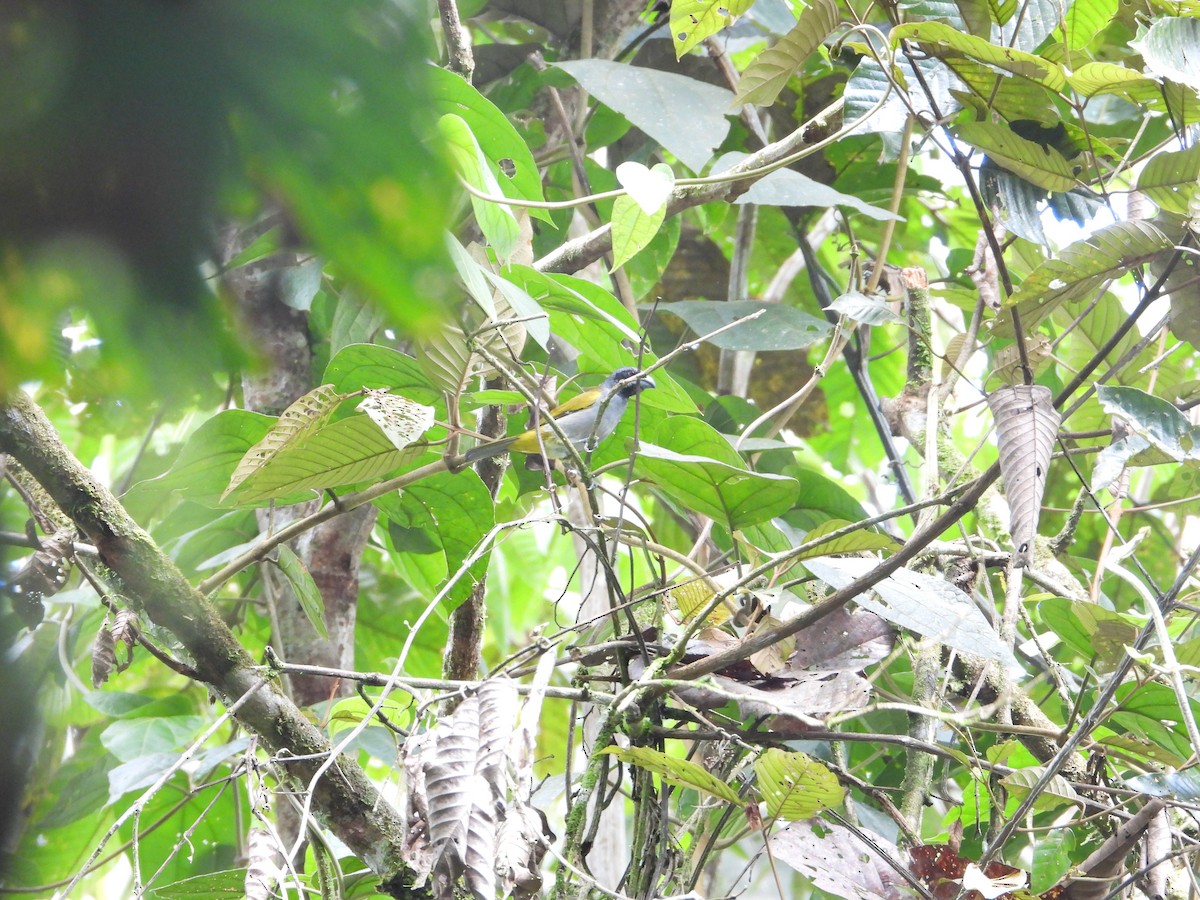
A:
[274,545,327,639]
[754,748,843,820]
[733,0,841,107]
[223,385,344,501]
[992,221,1172,336]
[670,0,756,57]
[805,556,1017,665]
[357,390,435,452]
[439,113,520,261]
[602,746,743,804]
[988,385,1061,567]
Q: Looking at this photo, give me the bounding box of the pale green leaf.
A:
[753,748,844,820]
[994,221,1172,335]
[1063,0,1118,49]
[1067,61,1162,101]
[670,0,757,58]
[658,299,831,350]
[956,122,1076,192]
[229,415,425,503]
[438,113,520,260]
[554,60,733,172]
[602,746,743,804]
[891,22,1067,89]
[223,384,344,501]
[610,195,667,270]
[274,545,327,639]
[792,519,900,561]
[733,0,841,107]
[1132,16,1200,91]
[1137,143,1200,215]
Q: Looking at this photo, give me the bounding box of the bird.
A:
[460,367,656,465]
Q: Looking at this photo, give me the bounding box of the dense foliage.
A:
[2,0,1200,897]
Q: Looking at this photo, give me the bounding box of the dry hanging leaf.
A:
[988,384,1061,567]
[91,623,117,688]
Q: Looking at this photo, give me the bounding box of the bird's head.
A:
[606,366,656,399]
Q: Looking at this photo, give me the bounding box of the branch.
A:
[0,390,422,896]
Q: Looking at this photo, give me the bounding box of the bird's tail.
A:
[460,435,517,465]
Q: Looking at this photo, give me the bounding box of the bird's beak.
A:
[641,375,656,391]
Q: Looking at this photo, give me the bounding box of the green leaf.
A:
[733,0,841,107]
[438,113,521,260]
[501,266,696,412]
[753,748,844,820]
[227,4,454,335]
[323,343,441,403]
[145,869,248,899]
[1038,596,1139,670]
[1067,62,1162,102]
[601,746,743,804]
[955,0,994,36]
[955,122,1076,192]
[127,411,273,507]
[1097,385,1200,462]
[615,161,675,215]
[228,415,427,504]
[1063,0,1118,49]
[1112,681,1200,763]
[1031,828,1075,894]
[611,195,667,270]
[792,519,900,560]
[994,221,1172,335]
[329,287,384,354]
[553,60,734,172]
[670,0,756,57]
[1132,16,1200,92]
[1137,144,1200,215]
[223,384,345,501]
[713,152,902,220]
[274,545,328,639]
[428,65,548,216]
[1000,767,1080,809]
[375,471,494,609]
[891,22,1067,89]
[634,419,801,530]
[828,291,903,325]
[947,58,1057,125]
[658,300,832,350]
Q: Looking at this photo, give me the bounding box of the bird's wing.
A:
[548,388,602,418]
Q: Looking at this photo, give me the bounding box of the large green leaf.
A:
[1137,144,1200,215]
[602,746,743,804]
[553,60,733,172]
[1063,0,1119,49]
[226,3,454,335]
[1097,385,1200,463]
[224,384,345,500]
[657,300,832,350]
[323,343,441,402]
[375,470,493,609]
[754,748,844,820]
[955,122,1076,193]
[126,411,274,507]
[994,221,1172,335]
[438,113,521,261]
[633,419,800,530]
[1067,61,1164,103]
[670,0,757,57]
[891,22,1066,90]
[274,545,328,639]
[611,195,667,270]
[1132,16,1200,92]
[713,152,901,220]
[733,0,842,107]
[428,65,548,216]
[228,415,427,503]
